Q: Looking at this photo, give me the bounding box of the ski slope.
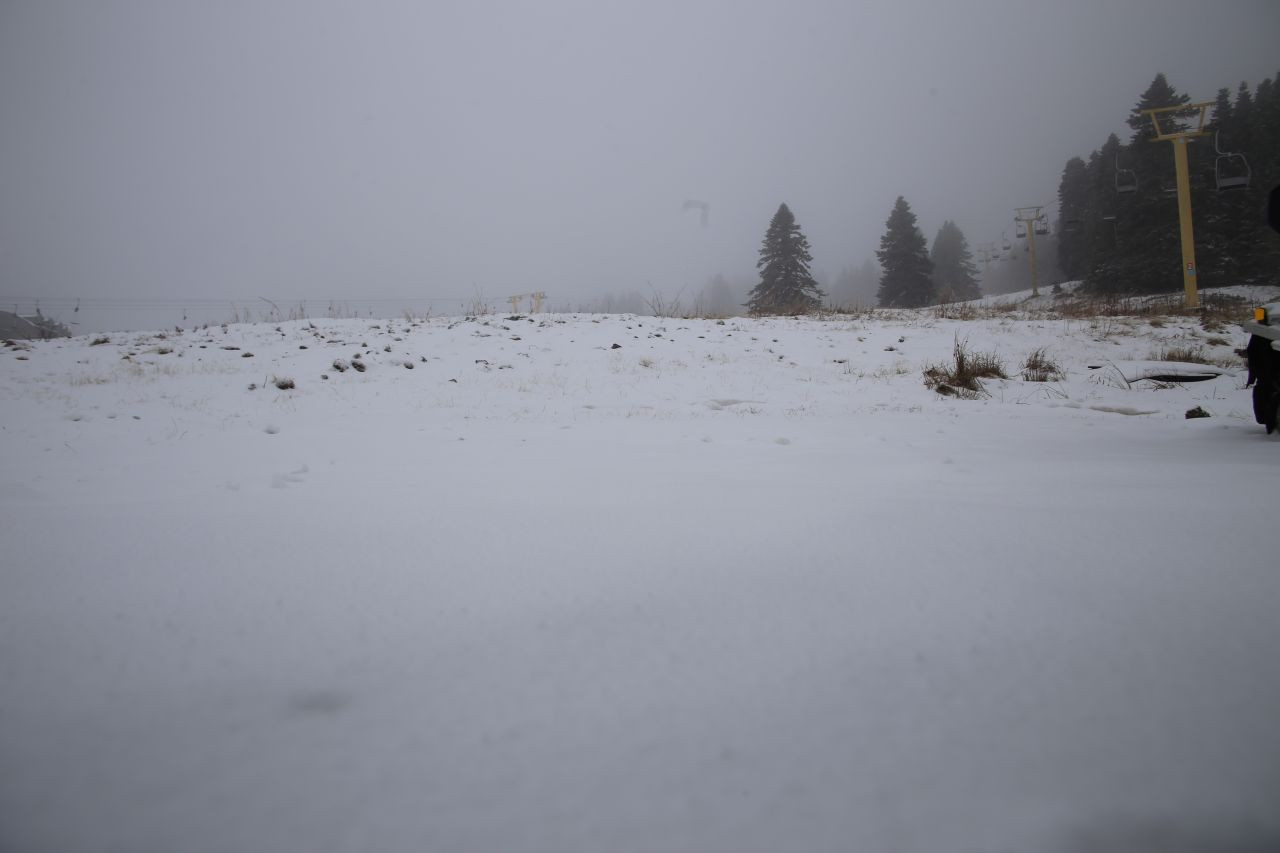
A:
[2,305,1277,853]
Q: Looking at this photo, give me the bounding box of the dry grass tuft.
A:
[924,337,1007,398]
[1150,345,1209,364]
[1021,347,1064,382]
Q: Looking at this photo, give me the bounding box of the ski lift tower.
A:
[1012,206,1046,297]
[1142,101,1213,309]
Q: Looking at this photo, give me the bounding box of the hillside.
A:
[2,305,1278,853]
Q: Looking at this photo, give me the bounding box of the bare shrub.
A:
[466,286,494,318]
[923,337,1007,398]
[645,283,686,318]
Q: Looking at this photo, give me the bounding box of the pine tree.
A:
[830,266,858,309]
[1107,73,1193,293]
[1056,157,1090,280]
[699,273,740,318]
[875,197,934,308]
[929,221,981,302]
[1236,75,1280,280]
[850,258,879,307]
[1084,134,1127,293]
[1072,72,1279,295]
[1200,86,1250,283]
[746,203,824,314]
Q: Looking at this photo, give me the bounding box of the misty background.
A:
[2,0,1278,332]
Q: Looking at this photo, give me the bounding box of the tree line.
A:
[754,71,1279,315]
[611,71,1279,317]
[746,199,980,314]
[1057,72,1280,295]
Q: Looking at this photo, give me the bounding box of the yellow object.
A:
[1258,307,1269,323]
[1172,139,1198,308]
[1142,102,1213,310]
[1012,206,1045,297]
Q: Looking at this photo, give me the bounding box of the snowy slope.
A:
[2,309,1278,853]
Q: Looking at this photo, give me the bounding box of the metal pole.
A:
[1025,226,1039,298]
[1172,139,1200,309]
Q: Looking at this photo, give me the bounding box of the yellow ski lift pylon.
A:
[1013,206,1046,297]
[1142,101,1212,309]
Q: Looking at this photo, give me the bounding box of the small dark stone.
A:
[1185,406,1211,419]
[611,343,622,349]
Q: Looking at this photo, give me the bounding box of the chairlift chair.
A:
[1001,232,1012,251]
[1214,131,1251,191]
[1115,154,1137,194]
[1033,216,1050,236]
[1014,222,1027,239]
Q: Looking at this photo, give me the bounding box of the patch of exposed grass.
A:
[1150,345,1209,364]
[1021,347,1064,382]
[932,302,981,321]
[923,337,1007,398]
[1198,292,1250,328]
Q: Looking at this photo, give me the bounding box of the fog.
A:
[2,0,1278,330]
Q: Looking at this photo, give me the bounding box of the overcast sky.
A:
[2,0,1278,322]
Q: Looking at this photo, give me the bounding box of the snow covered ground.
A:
[2,297,1278,853]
